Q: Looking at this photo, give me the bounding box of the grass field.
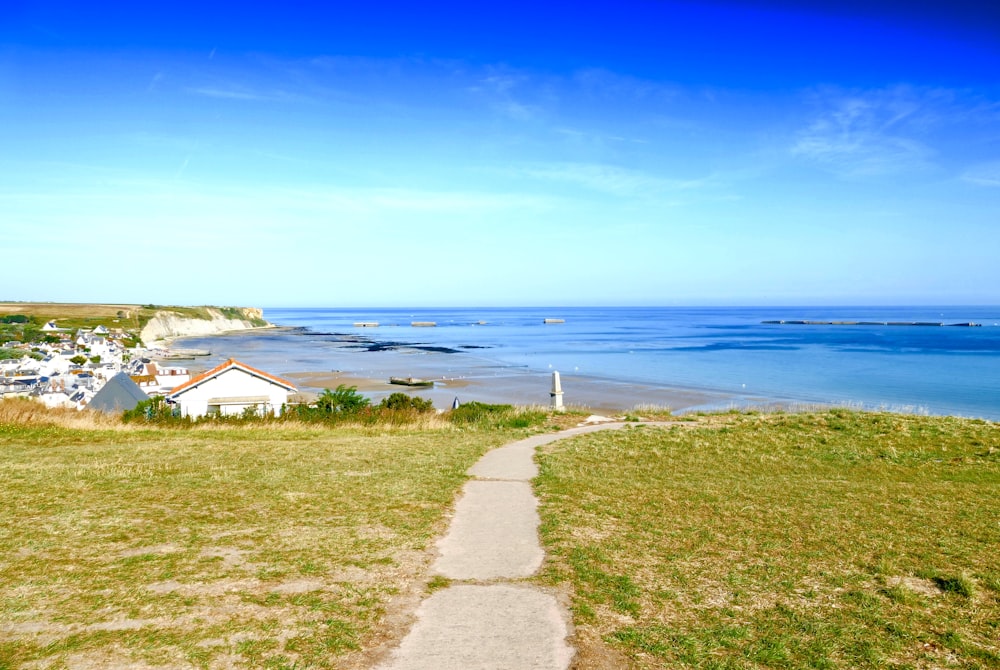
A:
[0,415,525,669]
[4,406,998,669]
[535,411,1000,669]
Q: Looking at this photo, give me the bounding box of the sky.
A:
[2,0,999,307]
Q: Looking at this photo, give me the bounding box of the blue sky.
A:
[2,1,999,307]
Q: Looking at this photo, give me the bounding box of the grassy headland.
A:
[0,402,548,669]
[534,410,1000,669]
[0,302,268,339]
[3,403,997,669]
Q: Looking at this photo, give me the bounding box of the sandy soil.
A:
[283,368,736,414]
[169,327,749,414]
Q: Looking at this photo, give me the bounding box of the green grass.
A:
[0,421,529,669]
[534,410,1000,669]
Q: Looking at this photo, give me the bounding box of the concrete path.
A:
[377,423,627,670]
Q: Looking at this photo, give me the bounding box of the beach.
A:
[281,369,736,414]
[161,306,1000,420]
[163,327,740,414]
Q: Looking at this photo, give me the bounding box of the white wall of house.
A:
[36,391,76,409]
[155,367,190,391]
[43,356,74,375]
[172,367,291,418]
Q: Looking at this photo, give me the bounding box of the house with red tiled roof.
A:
[167,358,297,418]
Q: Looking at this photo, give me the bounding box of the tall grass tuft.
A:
[0,397,122,430]
[446,401,548,429]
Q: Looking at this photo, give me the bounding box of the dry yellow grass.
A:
[0,400,541,669]
[0,397,124,430]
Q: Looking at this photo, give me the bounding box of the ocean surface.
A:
[178,306,1000,420]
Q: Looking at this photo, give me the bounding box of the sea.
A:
[176,306,1000,421]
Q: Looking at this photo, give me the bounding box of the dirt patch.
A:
[118,544,181,558]
[571,628,634,670]
[35,648,192,670]
[86,618,167,632]
[199,547,252,570]
[887,575,941,597]
[269,579,326,595]
[146,578,261,596]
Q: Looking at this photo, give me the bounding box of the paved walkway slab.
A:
[376,584,574,670]
[376,423,636,669]
[433,480,542,580]
[468,425,626,481]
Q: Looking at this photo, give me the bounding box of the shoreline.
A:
[147,324,286,351]
[160,327,782,415]
[161,318,988,419]
[281,369,746,414]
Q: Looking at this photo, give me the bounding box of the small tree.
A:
[315,385,370,414]
[70,354,88,366]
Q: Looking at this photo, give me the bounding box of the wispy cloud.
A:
[186,84,306,103]
[573,68,680,102]
[187,86,267,101]
[517,162,710,197]
[962,161,1000,187]
[468,70,545,121]
[554,127,648,145]
[792,86,938,177]
[174,156,190,179]
[791,86,1000,188]
[146,71,164,93]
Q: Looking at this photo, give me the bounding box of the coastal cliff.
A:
[140,307,271,346]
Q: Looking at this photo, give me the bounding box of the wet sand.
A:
[283,369,738,414]
[166,328,750,414]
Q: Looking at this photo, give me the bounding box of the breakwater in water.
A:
[763,320,982,327]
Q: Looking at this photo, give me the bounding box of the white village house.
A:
[167,358,297,418]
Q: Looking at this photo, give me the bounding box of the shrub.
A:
[122,396,186,424]
[315,385,371,414]
[379,393,434,413]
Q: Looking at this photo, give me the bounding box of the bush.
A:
[379,392,434,413]
[122,396,186,424]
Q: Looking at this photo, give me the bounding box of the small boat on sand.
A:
[389,376,435,387]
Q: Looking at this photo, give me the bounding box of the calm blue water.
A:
[253,307,1000,420]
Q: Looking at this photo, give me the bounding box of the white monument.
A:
[550,371,564,411]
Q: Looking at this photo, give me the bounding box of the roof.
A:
[88,372,150,413]
[167,358,296,398]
